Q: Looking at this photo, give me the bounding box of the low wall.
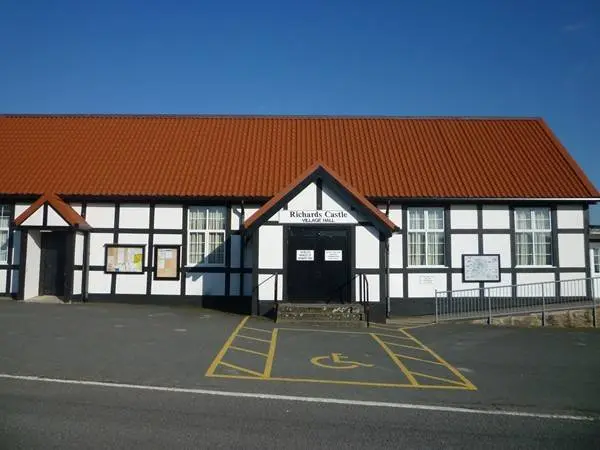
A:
[470,307,599,328]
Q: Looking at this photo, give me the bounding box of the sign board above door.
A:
[279,210,357,224]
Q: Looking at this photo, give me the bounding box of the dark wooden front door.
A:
[286,226,351,303]
[39,232,68,296]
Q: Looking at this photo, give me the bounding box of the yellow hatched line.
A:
[380,341,428,351]
[219,362,264,378]
[244,326,273,334]
[209,374,470,390]
[409,371,468,387]
[263,329,279,378]
[229,346,269,358]
[372,332,414,341]
[399,329,477,391]
[370,333,418,386]
[393,353,445,366]
[236,334,271,343]
[205,316,250,376]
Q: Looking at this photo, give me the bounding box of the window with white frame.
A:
[593,247,600,273]
[0,205,9,264]
[407,208,445,266]
[515,208,552,266]
[187,207,226,265]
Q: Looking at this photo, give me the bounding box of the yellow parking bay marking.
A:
[370,333,418,386]
[236,334,271,343]
[219,362,265,378]
[263,329,278,378]
[205,316,251,377]
[394,354,446,366]
[244,326,273,334]
[207,319,476,390]
[229,346,269,357]
[398,329,477,391]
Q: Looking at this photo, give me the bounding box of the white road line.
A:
[0,373,595,422]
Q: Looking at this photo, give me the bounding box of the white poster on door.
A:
[296,250,314,261]
[324,250,343,261]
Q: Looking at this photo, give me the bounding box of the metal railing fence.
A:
[435,276,600,325]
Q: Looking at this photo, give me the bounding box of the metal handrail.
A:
[435,276,600,325]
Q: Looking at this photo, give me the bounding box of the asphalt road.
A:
[1,379,598,450]
[1,300,599,449]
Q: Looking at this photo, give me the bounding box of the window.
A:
[407,208,445,266]
[187,207,226,265]
[515,208,552,266]
[593,248,600,273]
[0,205,9,264]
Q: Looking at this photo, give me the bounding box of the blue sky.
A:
[1,0,599,221]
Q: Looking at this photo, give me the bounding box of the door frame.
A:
[283,224,355,303]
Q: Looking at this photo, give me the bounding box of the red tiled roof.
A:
[0,115,597,199]
[14,192,92,229]
[244,162,397,233]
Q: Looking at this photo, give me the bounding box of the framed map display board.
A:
[154,245,180,280]
[462,254,501,282]
[105,245,145,274]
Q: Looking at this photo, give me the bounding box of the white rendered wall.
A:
[119,204,150,229]
[0,270,6,293]
[86,204,115,228]
[24,230,41,299]
[154,205,183,229]
[21,208,43,226]
[287,182,317,210]
[151,279,181,295]
[556,206,584,229]
[258,226,283,269]
[559,272,587,297]
[185,273,226,296]
[451,274,479,296]
[152,234,182,246]
[450,205,477,229]
[407,273,447,298]
[321,185,365,221]
[47,206,69,227]
[380,205,402,229]
[482,234,511,268]
[388,273,403,297]
[482,206,509,229]
[73,270,82,295]
[74,232,85,266]
[14,203,31,217]
[88,271,111,294]
[258,273,283,301]
[115,274,147,294]
[557,234,585,268]
[516,273,555,297]
[451,234,478,268]
[89,233,114,266]
[355,274,379,302]
[388,233,403,268]
[484,273,512,296]
[355,226,379,269]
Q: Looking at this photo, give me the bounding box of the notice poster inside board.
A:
[105,245,145,274]
[154,246,180,280]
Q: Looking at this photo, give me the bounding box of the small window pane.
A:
[207,232,225,264]
[408,232,426,266]
[409,209,425,230]
[0,206,9,229]
[189,232,205,265]
[426,232,444,265]
[515,210,531,230]
[533,209,550,230]
[594,248,600,273]
[207,208,225,230]
[427,209,443,230]
[0,230,8,263]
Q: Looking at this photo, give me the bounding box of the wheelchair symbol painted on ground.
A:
[310,352,375,369]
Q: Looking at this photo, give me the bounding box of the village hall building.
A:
[0,115,598,321]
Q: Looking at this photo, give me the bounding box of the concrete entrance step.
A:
[25,296,65,304]
[276,302,366,326]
